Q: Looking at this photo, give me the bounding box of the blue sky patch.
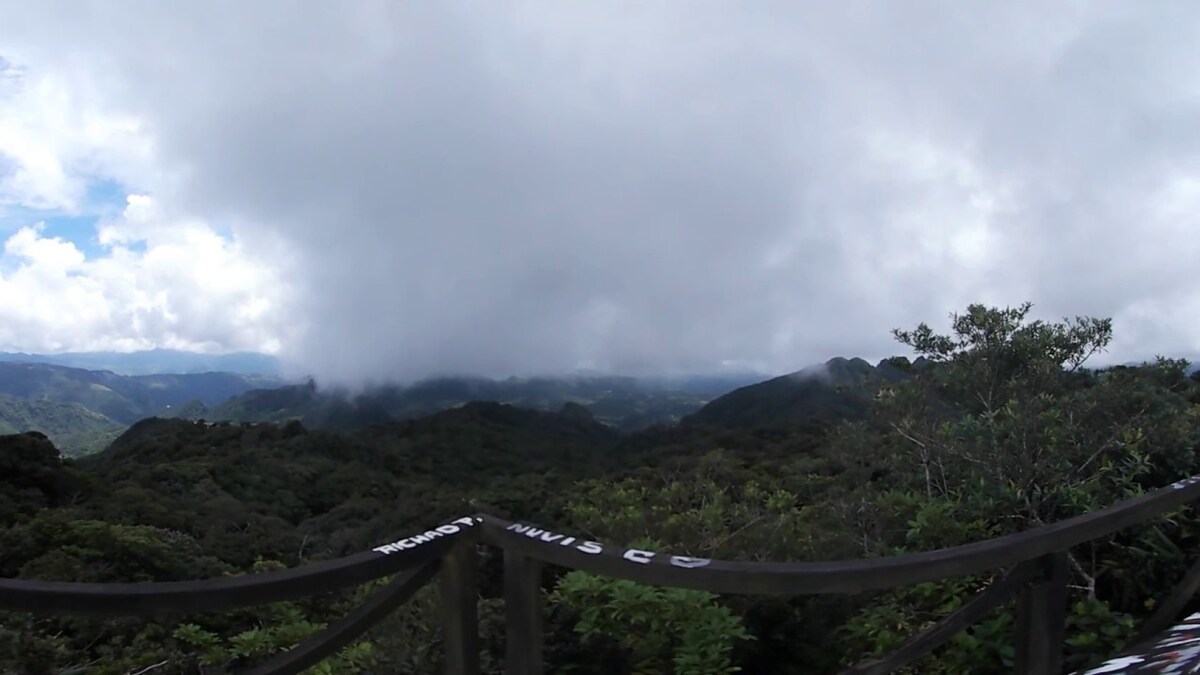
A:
[0,177,128,259]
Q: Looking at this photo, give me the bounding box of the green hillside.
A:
[683,356,911,429]
[0,362,279,456]
[0,361,276,424]
[0,394,125,457]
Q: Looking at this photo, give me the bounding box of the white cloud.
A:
[0,195,292,354]
[0,51,291,356]
[4,223,85,270]
[0,54,150,214]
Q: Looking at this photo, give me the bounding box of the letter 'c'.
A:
[623,549,654,564]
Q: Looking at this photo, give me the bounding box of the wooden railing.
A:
[5,478,1200,674]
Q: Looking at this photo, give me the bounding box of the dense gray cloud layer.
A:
[3,2,1199,383]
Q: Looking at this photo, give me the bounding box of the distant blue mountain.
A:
[0,349,280,376]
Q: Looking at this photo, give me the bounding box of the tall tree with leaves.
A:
[836,303,1200,672]
[887,302,1116,517]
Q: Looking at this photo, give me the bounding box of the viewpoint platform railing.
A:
[5,477,1200,674]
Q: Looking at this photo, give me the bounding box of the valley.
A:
[0,358,767,455]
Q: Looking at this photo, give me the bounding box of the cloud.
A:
[0,48,291,356]
[0,196,292,354]
[1,2,1199,382]
[0,52,150,215]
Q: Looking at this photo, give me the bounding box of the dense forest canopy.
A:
[2,303,1199,674]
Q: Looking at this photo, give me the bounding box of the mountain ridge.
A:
[0,362,277,455]
[683,357,913,430]
[0,349,281,376]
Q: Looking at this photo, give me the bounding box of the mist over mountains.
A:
[194,371,767,433]
[1,346,1195,459]
[0,349,896,455]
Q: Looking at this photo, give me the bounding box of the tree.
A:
[886,302,1118,515]
[892,302,1112,417]
[551,569,752,675]
[832,303,1200,672]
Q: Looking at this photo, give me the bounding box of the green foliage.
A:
[552,570,752,674]
[0,404,623,672]
[1,301,1198,673]
[840,577,1015,674]
[563,450,820,561]
[0,394,126,457]
[825,303,1200,671]
[170,600,376,674]
[839,570,1134,674]
[1063,598,1137,672]
[893,302,1112,375]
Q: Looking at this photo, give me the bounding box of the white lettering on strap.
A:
[623,549,654,564]
[576,541,603,554]
[372,517,478,555]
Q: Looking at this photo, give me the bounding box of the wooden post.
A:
[505,549,544,675]
[1015,551,1068,675]
[441,541,480,675]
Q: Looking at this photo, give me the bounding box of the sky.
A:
[1,2,1198,385]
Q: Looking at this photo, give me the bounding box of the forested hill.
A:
[0,362,275,455]
[682,356,914,429]
[0,362,276,422]
[0,394,125,456]
[3,304,1200,674]
[65,402,625,564]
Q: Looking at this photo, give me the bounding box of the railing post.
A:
[441,540,480,675]
[1015,551,1068,675]
[504,548,544,675]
